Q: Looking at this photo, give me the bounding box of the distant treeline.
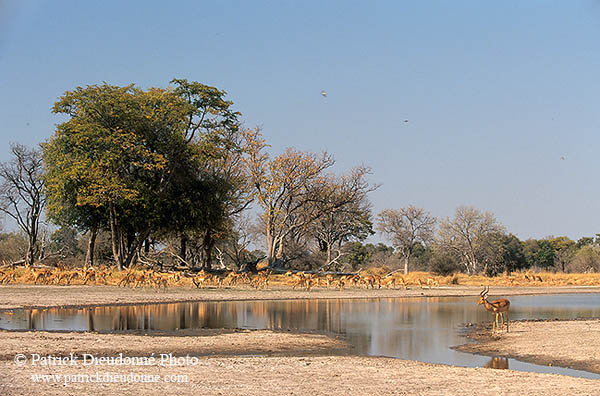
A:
[0,80,597,275]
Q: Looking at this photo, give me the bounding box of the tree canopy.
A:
[43,81,242,269]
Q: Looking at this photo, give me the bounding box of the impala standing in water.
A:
[478,286,510,332]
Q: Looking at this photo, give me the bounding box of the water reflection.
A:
[485,357,509,370]
[1,294,599,378]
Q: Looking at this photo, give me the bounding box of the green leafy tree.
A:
[428,247,461,276]
[480,233,526,276]
[341,242,372,271]
[576,237,595,248]
[45,80,248,270]
[169,79,248,269]
[523,239,555,269]
[45,83,196,269]
[548,236,576,272]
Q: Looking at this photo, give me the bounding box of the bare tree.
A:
[437,205,504,274]
[568,245,600,273]
[245,130,332,265]
[313,173,375,268]
[377,206,436,274]
[0,144,46,266]
[245,129,377,267]
[218,216,257,270]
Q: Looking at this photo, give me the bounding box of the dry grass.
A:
[452,271,600,287]
[1,266,599,290]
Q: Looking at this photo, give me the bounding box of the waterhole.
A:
[1,293,599,379]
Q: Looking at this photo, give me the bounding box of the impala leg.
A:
[506,311,509,332]
[495,313,499,331]
[497,313,500,331]
[498,312,502,329]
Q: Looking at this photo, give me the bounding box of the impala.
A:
[478,286,510,332]
[427,278,439,288]
[223,271,242,286]
[361,275,379,289]
[381,276,396,289]
[192,271,212,288]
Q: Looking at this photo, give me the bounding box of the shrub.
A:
[429,250,461,276]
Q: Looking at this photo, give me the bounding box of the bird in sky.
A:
[320,91,327,97]
[560,156,566,160]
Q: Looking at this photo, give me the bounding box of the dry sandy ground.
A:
[1,329,599,396]
[1,284,599,311]
[0,285,599,395]
[457,319,600,374]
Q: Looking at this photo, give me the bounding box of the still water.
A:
[1,294,599,379]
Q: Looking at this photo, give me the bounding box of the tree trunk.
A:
[180,234,188,262]
[126,231,135,254]
[30,214,40,266]
[109,205,123,271]
[276,235,284,260]
[25,239,34,267]
[37,226,47,262]
[202,231,215,270]
[122,228,151,269]
[404,255,409,275]
[38,239,45,262]
[85,226,98,268]
[266,222,276,266]
[327,243,332,264]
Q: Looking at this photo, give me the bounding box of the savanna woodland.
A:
[1,79,599,281]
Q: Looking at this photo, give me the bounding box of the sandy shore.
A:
[456,319,600,374]
[1,285,599,395]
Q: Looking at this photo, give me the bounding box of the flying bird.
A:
[320,91,327,97]
[560,156,566,161]
[404,119,408,123]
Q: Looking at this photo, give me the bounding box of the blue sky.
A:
[1,1,599,241]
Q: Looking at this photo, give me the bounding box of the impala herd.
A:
[0,266,444,291]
